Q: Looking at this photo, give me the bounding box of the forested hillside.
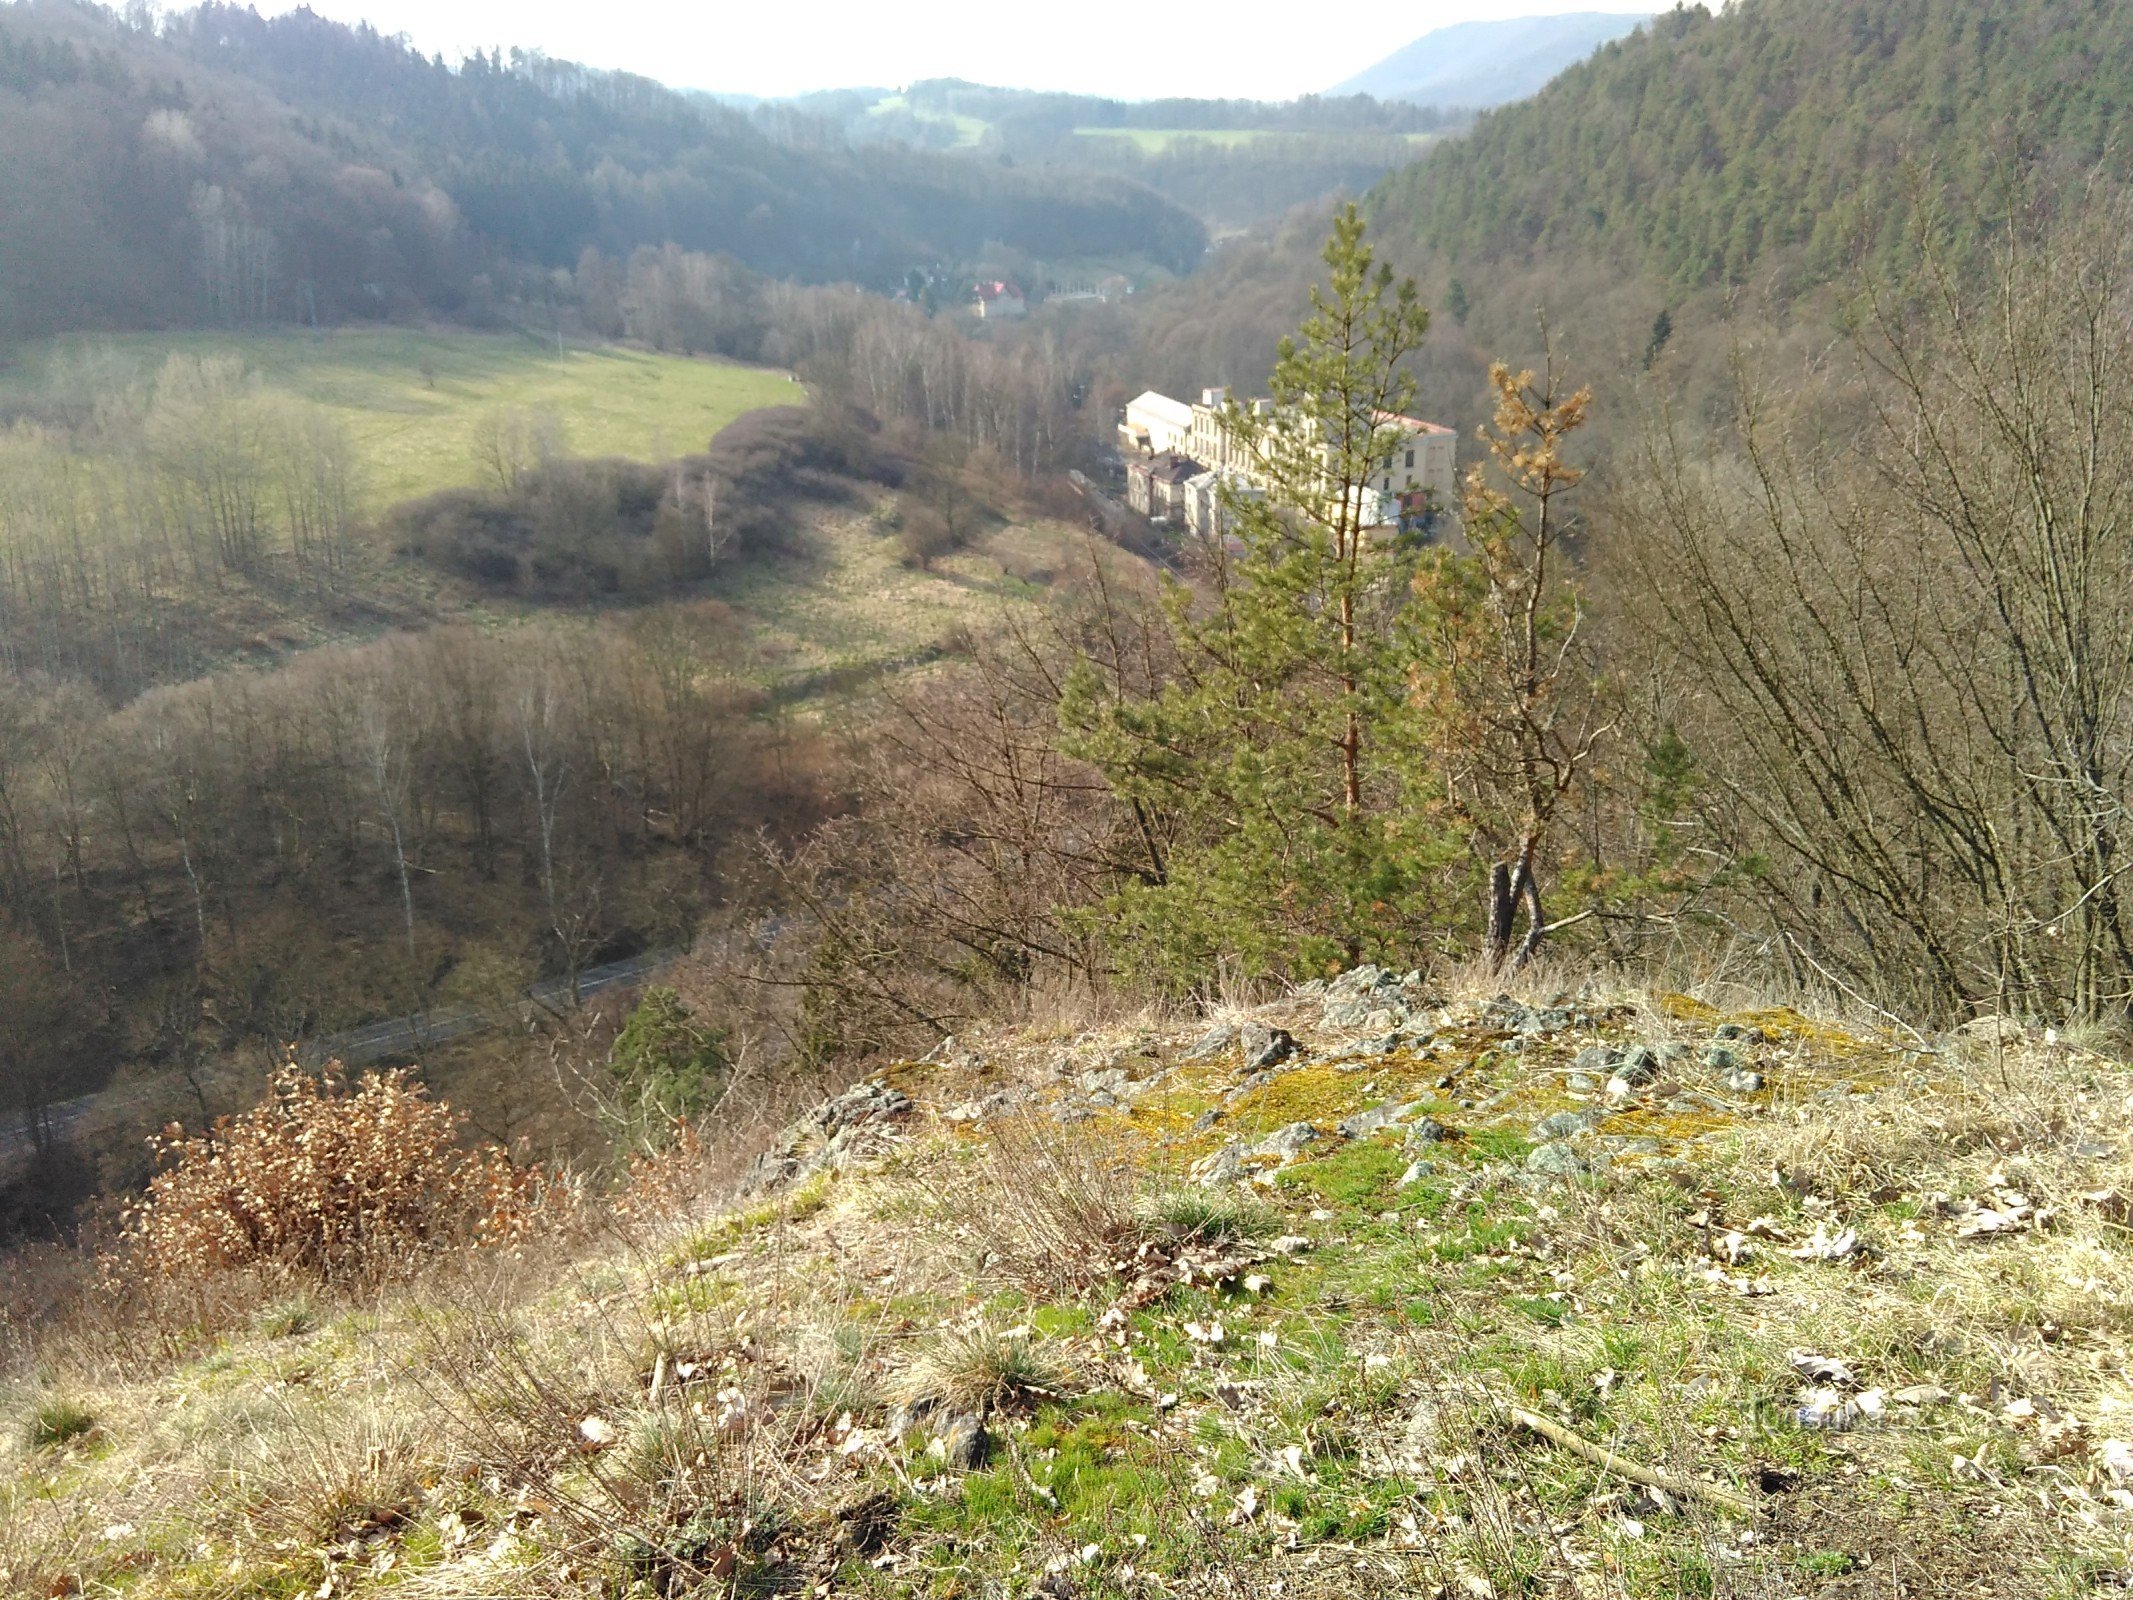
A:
[755,79,1464,231]
[0,0,1206,341]
[1375,0,2133,292]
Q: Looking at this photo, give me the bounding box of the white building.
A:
[1125,385,1458,532]
[1367,410,1458,515]
[1119,390,1194,457]
[1182,468,1264,541]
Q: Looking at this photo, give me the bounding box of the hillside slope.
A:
[7,968,2126,1596]
[0,0,1206,340]
[1372,0,2133,292]
[1333,12,1652,107]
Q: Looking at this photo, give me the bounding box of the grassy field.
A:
[864,94,990,147]
[1073,127,1444,153]
[0,327,799,509]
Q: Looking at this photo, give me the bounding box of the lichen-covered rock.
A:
[1253,1121,1321,1159]
[1404,1117,1452,1148]
[1613,1046,1661,1086]
[936,1412,990,1471]
[1337,1099,1428,1140]
[1532,1109,1594,1141]
[1184,1021,1240,1060]
[1239,1024,1299,1072]
[1525,1141,1593,1179]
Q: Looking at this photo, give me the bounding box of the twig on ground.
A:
[1501,1405,1759,1519]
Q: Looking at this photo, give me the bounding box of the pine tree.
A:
[1061,207,1462,986]
[1412,354,1608,971]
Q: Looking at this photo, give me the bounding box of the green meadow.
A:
[1072,127,1443,153]
[0,327,799,509]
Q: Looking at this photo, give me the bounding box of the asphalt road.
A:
[1,949,679,1163]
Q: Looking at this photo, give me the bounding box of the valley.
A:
[7,2,2133,1597]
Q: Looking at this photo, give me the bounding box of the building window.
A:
[1405,449,1415,468]
[1384,476,1392,492]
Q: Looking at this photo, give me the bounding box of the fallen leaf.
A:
[1785,1224,1859,1262]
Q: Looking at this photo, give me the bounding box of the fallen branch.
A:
[1502,1405,1759,1519]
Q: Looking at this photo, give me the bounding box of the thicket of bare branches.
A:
[1614,188,2133,1021]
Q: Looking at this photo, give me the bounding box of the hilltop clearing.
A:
[8,967,2128,1597]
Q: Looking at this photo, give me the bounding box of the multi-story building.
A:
[1145,387,1457,531]
[1118,390,1195,457]
[1125,452,1203,522]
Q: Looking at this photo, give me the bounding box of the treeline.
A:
[769,78,1464,230]
[0,0,1206,341]
[1040,132,1440,233]
[900,81,1461,137]
[392,403,904,598]
[0,610,833,1139]
[577,244,1108,478]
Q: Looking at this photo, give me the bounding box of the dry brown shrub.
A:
[113,1062,549,1290]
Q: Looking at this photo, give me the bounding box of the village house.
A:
[972,280,1028,319]
[1125,451,1202,522]
[1181,467,1264,541]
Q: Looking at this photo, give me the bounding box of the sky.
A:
[256,0,1658,101]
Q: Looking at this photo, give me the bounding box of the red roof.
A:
[1374,409,1453,434]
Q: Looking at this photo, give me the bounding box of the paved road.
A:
[2,949,679,1162]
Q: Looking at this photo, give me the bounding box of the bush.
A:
[607,987,731,1143]
[117,1064,546,1289]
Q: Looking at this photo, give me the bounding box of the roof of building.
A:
[1125,390,1194,429]
[1375,410,1455,435]
[975,280,1025,300]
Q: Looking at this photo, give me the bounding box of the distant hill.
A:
[1332,11,1650,106]
[1133,0,2133,439]
[0,1,1206,340]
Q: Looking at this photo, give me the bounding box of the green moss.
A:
[1466,1127,1534,1165]
[1277,1138,1410,1212]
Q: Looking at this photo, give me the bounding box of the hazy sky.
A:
[259,1,1656,101]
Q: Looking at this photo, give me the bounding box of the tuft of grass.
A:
[25,1395,98,1450]
[253,1295,320,1339]
[1135,1187,1275,1245]
[900,1327,1067,1415]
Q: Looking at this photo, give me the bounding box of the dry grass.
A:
[10,973,2133,1598]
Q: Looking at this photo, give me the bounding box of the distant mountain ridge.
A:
[1333,11,1651,106]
